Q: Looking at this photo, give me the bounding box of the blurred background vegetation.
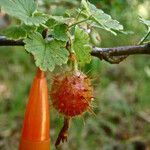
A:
[0,0,150,150]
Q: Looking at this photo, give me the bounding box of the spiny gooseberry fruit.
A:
[50,70,94,117]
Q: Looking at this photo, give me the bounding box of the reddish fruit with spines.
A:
[50,70,93,117]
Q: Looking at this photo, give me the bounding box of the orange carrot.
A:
[19,68,50,150]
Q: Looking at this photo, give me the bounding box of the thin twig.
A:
[138,30,150,45]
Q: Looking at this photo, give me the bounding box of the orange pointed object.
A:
[19,68,50,150]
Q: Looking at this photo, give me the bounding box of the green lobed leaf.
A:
[1,24,36,40]
[52,24,68,41]
[73,26,92,65]
[0,0,48,26]
[24,32,69,71]
[46,16,74,28]
[81,0,123,35]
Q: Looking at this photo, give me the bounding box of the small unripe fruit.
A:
[90,28,101,47]
[50,70,93,117]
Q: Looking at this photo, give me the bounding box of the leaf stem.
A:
[76,8,84,20]
[41,23,48,29]
[68,17,91,28]
[138,29,150,45]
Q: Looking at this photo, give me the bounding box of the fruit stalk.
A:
[55,117,70,147]
[52,33,93,147]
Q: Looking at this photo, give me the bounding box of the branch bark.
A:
[0,36,24,46]
[91,44,150,63]
[0,36,150,64]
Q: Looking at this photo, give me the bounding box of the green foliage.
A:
[80,0,123,35]
[52,24,68,41]
[0,0,124,71]
[46,16,74,26]
[73,26,92,65]
[24,32,69,71]
[0,0,48,26]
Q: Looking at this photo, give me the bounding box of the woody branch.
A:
[0,36,150,64]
